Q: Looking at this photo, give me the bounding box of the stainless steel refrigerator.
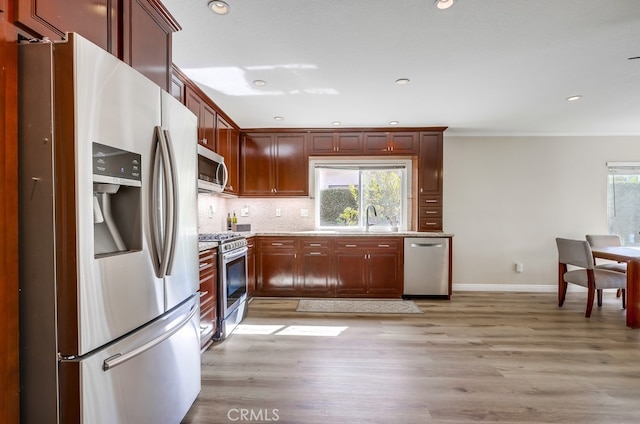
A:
[18,33,200,423]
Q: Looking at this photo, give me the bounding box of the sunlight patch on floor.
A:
[234,324,348,337]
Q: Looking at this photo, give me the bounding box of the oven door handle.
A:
[222,246,248,262]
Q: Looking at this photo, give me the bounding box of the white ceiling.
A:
[162,0,640,136]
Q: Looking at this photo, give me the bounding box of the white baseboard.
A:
[453,283,586,293]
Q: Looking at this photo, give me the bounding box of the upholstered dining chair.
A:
[556,237,626,317]
[585,234,627,273]
[586,234,626,300]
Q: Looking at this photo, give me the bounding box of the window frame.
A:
[309,157,412,231]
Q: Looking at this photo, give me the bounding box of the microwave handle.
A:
[218,161,229,190]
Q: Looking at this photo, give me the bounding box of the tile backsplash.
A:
[197,194,315,233]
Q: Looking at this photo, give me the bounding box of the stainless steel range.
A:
[199,233,248,340]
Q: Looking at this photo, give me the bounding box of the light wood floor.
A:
[182,291,640,424]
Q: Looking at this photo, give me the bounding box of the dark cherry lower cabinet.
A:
[256,237,298,295]
[298,238,333,296]
[254,236,403,298]
[246,236,256,297]
[334,238,402,297]
[198,248,217,349]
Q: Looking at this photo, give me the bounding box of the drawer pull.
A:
[309,252,322,255]
[199,291,209,298]
[309,243,322,247]
[424,199,438,203]
[378,244,390,248]
[271,242,283,246]
[345,244,357,247]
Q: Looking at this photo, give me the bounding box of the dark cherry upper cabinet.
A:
[216,114,239,195]
[417,132,444,231]
[15,0,118,52]
[308,131,363,155]
[363,132,419,155]
[170,65,186,103]
[121,0,180,91]
[241,132,308,196]
[185,86,216,150]
[15,0,178,91]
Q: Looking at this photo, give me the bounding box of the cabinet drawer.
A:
[419,206,442,219]
[419,218,443,230]
[258,237,297,249]
[199,288,215,311]
[418,195,442,207]
[300,238,331,249]
[334,238,399,250]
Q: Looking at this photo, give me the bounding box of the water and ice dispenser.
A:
[93,142,142,256]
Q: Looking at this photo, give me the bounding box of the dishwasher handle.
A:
[410,242,444,248]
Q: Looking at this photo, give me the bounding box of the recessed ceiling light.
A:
[566,95,582,102]
[274,116,284,121]
[435,0,454,10]
[253,79,266,87]
[332,121,341,126]
[208,1,230,15]
[395,78,410,86]
[389,121,399,126]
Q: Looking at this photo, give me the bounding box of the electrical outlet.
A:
[300,208,309,217]
[241,205,249,217]
[275,208,281,217]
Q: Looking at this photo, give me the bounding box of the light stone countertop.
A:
[199,231,453,251]
[247,231,454,238]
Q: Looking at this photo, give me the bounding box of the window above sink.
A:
[310,158,411,232]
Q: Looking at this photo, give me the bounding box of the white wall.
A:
[443,135,640,288]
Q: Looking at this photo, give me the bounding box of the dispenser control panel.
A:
[93,142,142,187]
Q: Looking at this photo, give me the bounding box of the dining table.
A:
[591,246,640,328]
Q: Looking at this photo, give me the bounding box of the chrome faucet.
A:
[365,205,377,231]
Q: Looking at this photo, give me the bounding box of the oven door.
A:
[219,245,248,319]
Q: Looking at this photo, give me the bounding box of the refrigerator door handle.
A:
[162,129,179,276]
[150,126,175,278]
[102,301,198,371]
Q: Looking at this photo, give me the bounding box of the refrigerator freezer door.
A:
[60,296,201,424]
[161,92,199,311]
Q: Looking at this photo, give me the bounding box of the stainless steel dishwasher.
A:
[403,237,450,298]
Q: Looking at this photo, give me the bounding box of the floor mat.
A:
[296,299,423,314]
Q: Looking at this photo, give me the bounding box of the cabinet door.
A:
[389,132,419,154]
[308,133,335,155]
[274,133,308,196]
[241,133,273,195]
[298,239,333,296]
[368,250,401,297]
[246,238,256,296]
[335,132,363,154]
[334,250,367,296]
[363,132,389,154]
[201,103,216,151]
[15,0,116,52]
[418,132,443,194]
[170,71,185,103]
[198,249,217,346]
[216,115,239,194]
[256,238,298,296]
[121,0,178,91]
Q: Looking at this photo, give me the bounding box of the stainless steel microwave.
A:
[197,145,228,193]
